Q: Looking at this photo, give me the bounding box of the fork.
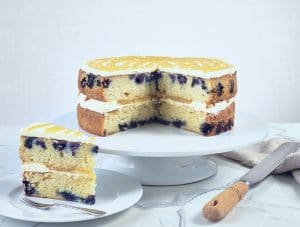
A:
[21,197,106,216]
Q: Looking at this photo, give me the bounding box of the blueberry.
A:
[177,75,187,84]
[172,120,185,128]
[84,195,96,205]
[229,80,235,93]
[225,118,233,131]
[91,145,99,154]
[80,78,87,88]
[59,191,77,201]
[35,139,46,149]
[70,142,80,155]
[191,77,200,87]
[191,77,208,90]
[119,123,128,131]
[129,121,138,128]
[24,137,35,149]
[52,140,67,151]
[215,123,223,135]
[96,79,102,86]
[135,74,145,84]
[169,74,176,83]
[148,116,159,123]
[216,82,224,96]
[101,79,111,88]
[138,120,147,126]
[59,191,95,204]
[87,73,96,88]
[200,123,215,136]
[23,180,35,196]
[159,118,170,125]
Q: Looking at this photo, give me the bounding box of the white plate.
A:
[54,112,269,157]
[0,169,143,223]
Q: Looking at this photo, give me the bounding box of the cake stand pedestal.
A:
[54,111,269,186]
[101,156,217,185]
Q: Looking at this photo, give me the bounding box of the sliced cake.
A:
[19,123,99,205]
[77,56,237,136]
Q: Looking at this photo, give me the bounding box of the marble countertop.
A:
[0,123,300,227]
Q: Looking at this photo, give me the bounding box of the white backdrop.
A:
[0,0,300,124]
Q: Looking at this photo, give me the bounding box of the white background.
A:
[0,0,300,124]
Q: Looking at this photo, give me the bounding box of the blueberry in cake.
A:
[77,56,237,136]
[19,123,99,205]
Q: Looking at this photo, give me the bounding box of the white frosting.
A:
[20,122,95,143]
[78,93,122,113]
[159,67,236,79]
[80,64,157,77]
[78,93,234,115]
[80,57,236,78]
[22,163,50,172]
[160,97,234,114]
[22,163,86,178]
[78,93,153,114]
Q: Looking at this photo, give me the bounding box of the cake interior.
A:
[19,126,99,205]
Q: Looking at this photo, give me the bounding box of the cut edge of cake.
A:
[19,122,99,205]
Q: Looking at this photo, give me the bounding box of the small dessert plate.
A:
[0,169,143,223]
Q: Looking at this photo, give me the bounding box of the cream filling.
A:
[159,67,236,79]
[78,93,234,114]
[78,93,122,113]
[160,97,234,114]
[22,163,87,178]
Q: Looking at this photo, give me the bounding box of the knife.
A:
[202,142,300,222]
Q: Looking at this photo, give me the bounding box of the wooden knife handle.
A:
[202,181,249,222]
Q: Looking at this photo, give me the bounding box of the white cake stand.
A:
[54,112,269,185]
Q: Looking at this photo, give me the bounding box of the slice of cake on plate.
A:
[77,56,237,136]
[19,123,99,205]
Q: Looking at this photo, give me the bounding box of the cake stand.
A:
[54,112,269,185]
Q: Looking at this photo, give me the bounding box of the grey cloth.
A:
[221,137,300,184]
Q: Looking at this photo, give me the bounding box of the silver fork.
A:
[21,197,106,216]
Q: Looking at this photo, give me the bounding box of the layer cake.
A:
[77,56,237,136]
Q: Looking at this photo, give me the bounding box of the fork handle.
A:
[54,203,106,216]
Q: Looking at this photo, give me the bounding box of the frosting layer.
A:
[78,93,234,115]
[80,56,236,78]
[160,97,234,114]
[22,163,91,178]
[20,122,95,143]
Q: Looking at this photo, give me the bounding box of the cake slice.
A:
[19,123,99,205]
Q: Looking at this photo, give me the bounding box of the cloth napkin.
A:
[220,137,300,184]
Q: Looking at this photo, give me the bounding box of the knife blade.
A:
[202,142,299,222]
[240,142,300,185]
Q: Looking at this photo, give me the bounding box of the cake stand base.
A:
[101,156,217,186]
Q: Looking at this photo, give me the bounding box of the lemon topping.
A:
[84,56,234,74]
[26,123,52,132]
[20,123,95,143]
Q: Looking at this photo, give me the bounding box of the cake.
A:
[77,56,237,136]
[19,123,99,205]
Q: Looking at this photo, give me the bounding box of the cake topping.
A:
[21,122,96,143]
[80,56,236,78]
